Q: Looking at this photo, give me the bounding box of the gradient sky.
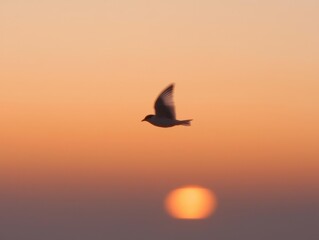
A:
[1,1,319,239]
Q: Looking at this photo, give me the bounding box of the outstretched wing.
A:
[154,84,176,119]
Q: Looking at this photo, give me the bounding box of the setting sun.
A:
[165,185,217,219]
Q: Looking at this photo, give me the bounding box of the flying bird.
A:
[142,84,192,127]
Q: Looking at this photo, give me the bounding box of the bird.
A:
[142,84,192,127]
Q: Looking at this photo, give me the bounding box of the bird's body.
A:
[142,84,192,128]
[144,115,191,128]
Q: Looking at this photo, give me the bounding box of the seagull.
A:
[142,84,192,127]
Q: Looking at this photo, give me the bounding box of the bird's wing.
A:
[154,84,176,119]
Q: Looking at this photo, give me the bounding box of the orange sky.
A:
[1,2,319,239]
[1,0,319,204]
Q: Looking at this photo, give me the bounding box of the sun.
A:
[164,185,217,219]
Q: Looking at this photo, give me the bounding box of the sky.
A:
[1,0,319,239]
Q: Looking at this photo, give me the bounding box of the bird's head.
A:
[141,114,154,122]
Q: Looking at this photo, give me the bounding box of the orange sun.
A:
[164,185,217,219]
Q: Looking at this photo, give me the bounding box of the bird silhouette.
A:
[142,84,192,127]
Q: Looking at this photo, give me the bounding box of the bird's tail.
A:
[178,119,193,126]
